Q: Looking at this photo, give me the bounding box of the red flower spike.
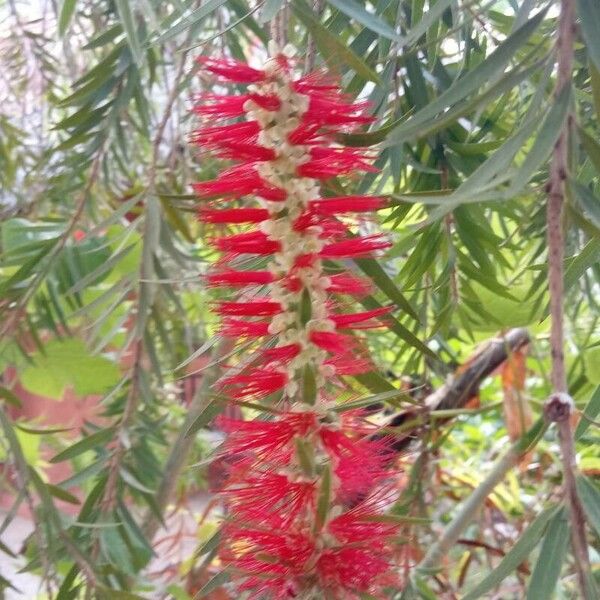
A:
[194,92,281,117]
[310,196,387,215]
[262,344,302,364]
[198,56,265,83]
[199,207,270,224]
[219,369,287,400]
[225,470,316,526]
[206,270,275,287]
[218,411,317,461]
[220,318,271,338]
[326,273,373,296]
[324,353,372,375]
[320,235,391,259]
[330,307,392,330]
[192,51,401,599]
[216,300,282,317]
[193,163,286,201]
[310,330,356,354]
[215,231,281,255]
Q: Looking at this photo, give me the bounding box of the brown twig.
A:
[377,328,530,453]
[305,0,324,73]
[543,1,592,597]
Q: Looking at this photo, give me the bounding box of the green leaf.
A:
[578,0,600,71]
[385,8,547,145]
[21,339,121,400]
[97,587,146,600]
[315,463,332,531]
[327,0,402,41]
[259,0,286,23]
[575,385,600,439]
[114,0,143,65]
[50,428,115,463]
[463,506,559,600]
[292,0,381,83]
[302,364,317,405]
[354,257,419,322]
[58,0,77,36]
[576,475,600,538]
[152,0,228,45]
[508,84,572,194]
[119,468,155,494]
[193,570,230,599]
[526,507,569,600]
[564,238,600,291]
[185,395,225,437]
[46,484,81,505]
[571,181,600,230]
[295,437,316,477]
[0,386,21,408]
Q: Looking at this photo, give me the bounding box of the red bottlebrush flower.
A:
[330,307,391,329]
[198,56,265,83]
[193,49,402,599]
[326,273,373,296]
[316,547,392,598]
[194,92,281,117]
[193,163,286,201]
[225,470,316,526]
[319,428,390,501]
[207,270,275,287]
[320,235,391,258]
[298,147,377,179]
[221,318,271,337]
[221,528,314,595]
[309,330,356,354]
[310,195,387,215]
[217,300,282,317]
[219,369,287,400]
[303,95,373,127]
[262,344,302,364]
[324,353,372,375]
[199,207,270,224]
[218,411,317,461]
[328,491,399,545]
[192,120,260,145]
[215,231,281,255]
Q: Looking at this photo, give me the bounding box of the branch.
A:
[544,1,593,597]
[417,418,547,572]
[377,328,530,453]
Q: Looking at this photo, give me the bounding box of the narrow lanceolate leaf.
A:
[526,507,569,600]
[577,0,600,71]
[194,570,230,599]
[114,0,143,65]
[50,427,115,463]
[385,8,548,145]
[508,84,572,194]
[259,0,286,23]
[463,506,560,600]
[570,181,600,231]
[292,0,381,83]
[576,475,600,537]
[326,0,402,41]
[58,0,78,36]
[575,385,600,440]
[0,386,21,408]
[153,0,228,45]
[315,463,332,532]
